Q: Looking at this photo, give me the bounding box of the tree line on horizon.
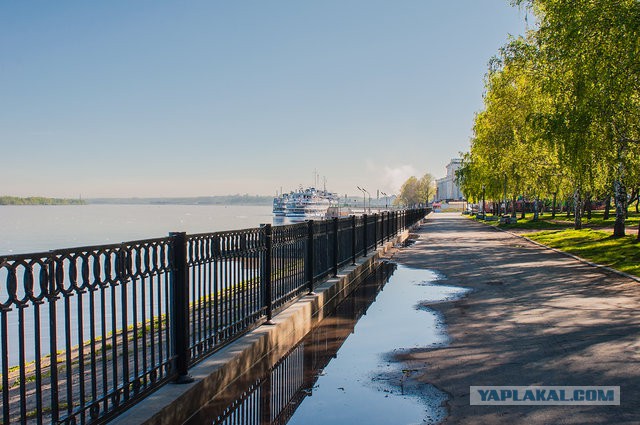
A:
[0,196,86,205]
[456,0,640,236]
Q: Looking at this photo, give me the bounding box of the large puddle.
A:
[184,262,468,425]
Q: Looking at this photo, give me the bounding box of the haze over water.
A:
[0,204,273,256]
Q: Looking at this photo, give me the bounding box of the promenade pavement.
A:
[393,212,640,424]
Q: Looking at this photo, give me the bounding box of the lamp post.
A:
[357,186,366,214]
[381,192,389,210]
[362,187,371,213]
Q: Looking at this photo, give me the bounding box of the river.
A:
[0,204,274,256]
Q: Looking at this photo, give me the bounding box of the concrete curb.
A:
[110,230,412,425]
[474,215,640,284]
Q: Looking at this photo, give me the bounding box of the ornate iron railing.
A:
[183,260,396,425]
[0,208,426,424]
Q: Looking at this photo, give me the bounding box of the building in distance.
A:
[435,158,463,201]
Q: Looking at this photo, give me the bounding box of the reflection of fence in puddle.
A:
[192,262,396,425]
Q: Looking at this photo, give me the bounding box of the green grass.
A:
[500,215,570,230]
[472,209,640,231]
[469,208,640,277]
[538,210,640,228]
[524,229,640,277]
[471,213,569,230]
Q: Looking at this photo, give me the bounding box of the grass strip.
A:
[523,229,640,278]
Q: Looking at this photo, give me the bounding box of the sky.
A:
[0,1,528,198]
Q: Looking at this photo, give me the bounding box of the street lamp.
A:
[360,187,371,213]
[357,186,366,213]
[381,192,389,210]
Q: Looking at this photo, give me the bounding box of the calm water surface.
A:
[187,264,469,425]
[0,204,273,255]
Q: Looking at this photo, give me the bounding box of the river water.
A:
[186,262,469,425]
[0,204,273,255]
[0,204,274,366]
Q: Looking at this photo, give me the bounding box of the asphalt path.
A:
[393,213,640,424]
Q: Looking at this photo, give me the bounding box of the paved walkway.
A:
[394,213,640,424]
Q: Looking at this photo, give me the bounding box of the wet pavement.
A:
[392,213,640,424]
[184,259,468,425]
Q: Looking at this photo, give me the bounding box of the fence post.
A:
[169,232,194,384]
[351,215,357,265]
[373,213,378,250]
[332,217,339,277]
[263,224,273,324]
[307,220,315,294]
[384,212,388,242]
[382,211,389,242]
[47,257,60,423]
[362,214,368,256]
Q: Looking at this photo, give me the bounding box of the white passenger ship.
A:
[273,187,338,220]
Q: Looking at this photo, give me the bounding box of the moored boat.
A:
[273,187,338,220]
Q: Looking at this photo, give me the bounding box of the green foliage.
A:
[460,1,640,232]
[396,173,436,206]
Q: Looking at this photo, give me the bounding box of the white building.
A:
[436,158,463,201]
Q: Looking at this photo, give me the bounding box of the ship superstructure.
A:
[273,187,338,220]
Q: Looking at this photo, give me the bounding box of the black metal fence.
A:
[0,209,426,424]
[184,260,396,425]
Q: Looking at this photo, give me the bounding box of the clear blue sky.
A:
[0,1,527,198]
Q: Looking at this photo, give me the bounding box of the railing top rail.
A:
[187,226,264,240]
[0,236,172,262]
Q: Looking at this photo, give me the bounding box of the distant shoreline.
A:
[87,195,273,206]
[0,196,86,206]
[0,195,273,206]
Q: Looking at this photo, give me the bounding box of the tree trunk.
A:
[613,143,627,237]
[604,195,611,220]
[520,196,526,219]
[551,193,557,219]
[533,196,539,221]
[574,188,582,230]
[613,178,626,237]
[511,195,517,218]
[581,193,589,216]
[503,176,508,216]
[586,194,592,220]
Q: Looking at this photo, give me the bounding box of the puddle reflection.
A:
[185,263,466,425]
